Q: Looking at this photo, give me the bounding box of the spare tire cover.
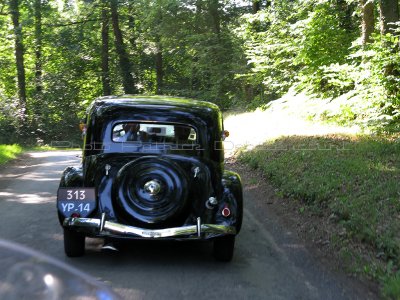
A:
[114,156,189,224]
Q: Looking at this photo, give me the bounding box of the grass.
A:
[0,144,23,165]
[239,134,400,298]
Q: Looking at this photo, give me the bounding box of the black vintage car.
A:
[57,95,243,261]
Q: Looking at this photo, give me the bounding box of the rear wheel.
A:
[213,235,235,262]
[64,228,85,257]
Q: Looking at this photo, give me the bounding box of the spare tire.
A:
[113,156,189,226]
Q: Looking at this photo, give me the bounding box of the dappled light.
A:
[370,163,398,173]
[28,151,80,158]
[49,233,63,242]
[224,91,361,157]
[13,161,77,170]
[15,172,60,182]
[0,0,399,297]
[0,170,58,178]
[0,191,54,204]
[0,150,80,205]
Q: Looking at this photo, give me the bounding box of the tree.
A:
[252,1,261,13]
[101,6,111,96]
[208,0,221,35]
[9,0,27,119]
[361,0,375,44]
[34,0,42,93]
[155,41,164,95]
[154,4,164,94]
[336,0,355,32]
[109,0,137,94]
[378,0,399,35]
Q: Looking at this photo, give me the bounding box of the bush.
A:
[0,144,22,164]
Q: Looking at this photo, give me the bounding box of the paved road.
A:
[0,151,376,299]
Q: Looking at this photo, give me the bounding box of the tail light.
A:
[221,206,231,217]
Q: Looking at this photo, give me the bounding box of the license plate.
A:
[57,188,96,218]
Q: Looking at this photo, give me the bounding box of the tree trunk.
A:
[195,0,202,19]
[378,0,399,77]
[361,0,375,44]
[110,0,137,94]
[101,7,111,96]
[9,0,27,114]
[379,0,399,35]
[127,2,137,51]
[155,44,163,95]
[336,0,354,31]
[127,3,139,86]
[34,0,42,93]
[209,0,221,35]
[252,1,261,13]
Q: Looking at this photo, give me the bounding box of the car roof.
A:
[89,95,219,113]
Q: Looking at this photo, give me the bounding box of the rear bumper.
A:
[63,216,236,239]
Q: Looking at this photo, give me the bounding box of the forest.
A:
[2,1,400,296]
[0,0,399,145]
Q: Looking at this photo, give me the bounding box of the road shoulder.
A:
[227,159,380,299]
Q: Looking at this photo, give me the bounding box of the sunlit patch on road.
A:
[14,161,77,169]
[50,233,63,241]
[0,191,54,204]
[28,151,80,158]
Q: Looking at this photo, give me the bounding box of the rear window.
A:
[112,122,197,144]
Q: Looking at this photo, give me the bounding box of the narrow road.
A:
[0,151,376,299]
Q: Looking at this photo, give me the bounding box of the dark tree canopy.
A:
[0,0,400,144]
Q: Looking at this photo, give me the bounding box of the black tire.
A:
[64,228,85,257]
[213,235,235,262]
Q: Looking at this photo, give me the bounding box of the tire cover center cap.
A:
[143,180,162,196]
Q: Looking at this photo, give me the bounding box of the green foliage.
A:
[0,93,19,144]
[234,0,399,130]
[234,0,358,107]
[296,3,354,68]
[130,0,245,108]
[0,0,400,143]
[235,5,301,104]
[294,2,357,97]
[240,135,400,292]
[0,0,104,144]
[0,144,22,165]
[312,32,400,131]
[384,273,400,299]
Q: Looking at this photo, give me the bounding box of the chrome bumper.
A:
[63,216,236,239]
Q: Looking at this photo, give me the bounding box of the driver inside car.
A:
[116,123,147,142]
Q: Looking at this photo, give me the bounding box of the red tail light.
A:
[222,206,231,217]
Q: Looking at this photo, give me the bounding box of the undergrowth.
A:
[239,134,400,298]
[0,145,22,165]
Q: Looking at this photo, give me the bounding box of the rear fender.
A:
[60,166,84,188]
[218,171,243,233]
